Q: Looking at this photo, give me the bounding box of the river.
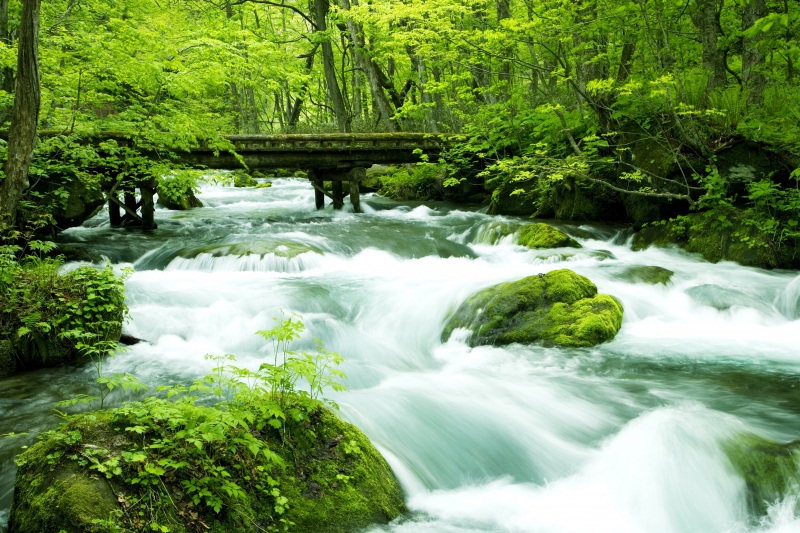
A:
[2,177,800,532]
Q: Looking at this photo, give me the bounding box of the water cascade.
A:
[1,177,799,532]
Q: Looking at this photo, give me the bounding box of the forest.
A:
[0,0,798,249]
[1,0,800,532]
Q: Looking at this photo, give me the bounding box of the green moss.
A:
[724,434,800,517]
[255,182,273,189]
[278,409,406,533]
[614,266,674,285]
[442,269,623,347]
[232,170,258,187]
[10,399,405,533]
[517,223,581,250]
[633,209,800,269]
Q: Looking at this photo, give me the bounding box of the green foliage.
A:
[0,246,127,374]
[14,316,358,532]
[156,170,206,210]
[376,163,446,200]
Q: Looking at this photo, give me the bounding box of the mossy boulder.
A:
[10,401,405,533]
[518,223,581,250]
[633,208,800,270]
[232,170,258,187]
[724,434,800,517]
[442,269,623,348]
[157,187,203,210]
[52,178,106,230]
[255,182,273,189]
[615,265,674,285]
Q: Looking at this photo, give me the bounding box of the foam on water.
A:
[3,179,800,532]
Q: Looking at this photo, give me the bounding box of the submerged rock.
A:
[615,265,674,285]
[442,269,623,348]
[157,188,203,210]
[518,223,581,250]
[232,170,258,187]
[724,434,800,517]
[10,400,406,533]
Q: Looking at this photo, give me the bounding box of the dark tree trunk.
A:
[496,0,512,100]
[338,0,397,131]
[312,0,350,132]
[0,0,41,230]
[742,0,767,104]
[692,0,727,94]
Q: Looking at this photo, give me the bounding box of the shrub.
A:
[0,244,127,375]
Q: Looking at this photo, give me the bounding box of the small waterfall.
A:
[165,250,325,273]
[775,274,800,320]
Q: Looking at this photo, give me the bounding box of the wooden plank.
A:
[110,195,144,224]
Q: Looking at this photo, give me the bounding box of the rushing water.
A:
[2,177,800,532]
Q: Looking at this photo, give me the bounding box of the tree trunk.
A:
[0,0,14,115]
[0,0,41,230]
[741,0,767,104]
[692,0,727,94]
[312,0,350,132]
[407,48,439,132]
[496,0,512,101]
[338,0,397,131]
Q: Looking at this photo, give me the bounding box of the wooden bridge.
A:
[101,132,452,229]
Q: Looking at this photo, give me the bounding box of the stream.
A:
[2,177,800,532]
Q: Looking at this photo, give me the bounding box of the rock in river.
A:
[442,269,623,348]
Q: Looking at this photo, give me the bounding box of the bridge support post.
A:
[331,180,344,210]
[140,186,157,231]
[349,167,365,214]
[309,171,325,209]
[108,194,122,227]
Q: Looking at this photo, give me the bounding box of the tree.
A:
[0,0,41,231]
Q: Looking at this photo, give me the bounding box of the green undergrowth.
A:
[0,243,127,375]
[375,163,446,201]
[10,315,406,533]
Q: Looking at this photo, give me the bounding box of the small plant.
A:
[0,247,129,374]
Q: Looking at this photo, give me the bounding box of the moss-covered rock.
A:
[633,209,800,270]
[724,434,800,517]
[187,240,323,259]
[232,170,258,187]
[157,186,203,210]
[518,223,581,250]
[53,178,106,230]
[442,269,623,348]
[10,400,406,533]
[255,182,273,189]
[615,265,674,285]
